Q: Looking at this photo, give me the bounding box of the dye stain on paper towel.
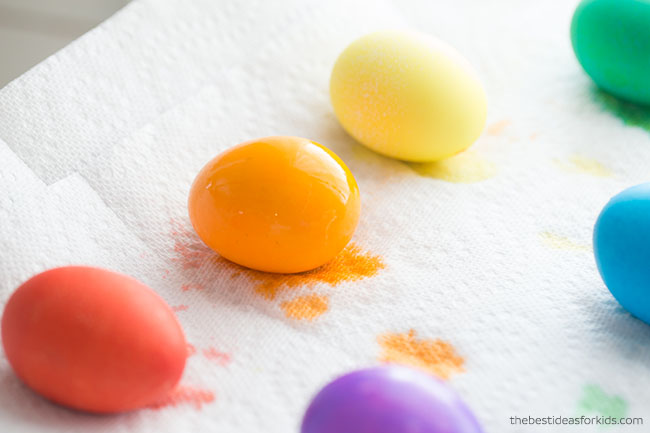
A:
[539,231,591,252]
[186,344,231,365]
[410,151,496,183]
[377,329,464,379]
[486,119,510,136]
[281,294,329,321]
[181,283,205,292]
[594,89,650,133]
[408,119,507,182]
[170,219,384,298]
[554,155,613,178]
[203,347,232,366]
[577,384,627,422]
[170,219,215,270]
[170,219,384,320]
[148,385,215,410]
[239,243,385,300]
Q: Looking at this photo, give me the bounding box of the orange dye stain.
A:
[202,347,232,365]
[377,329,465,379]
[186,344,197,357]
[148,385,215,410]
[170,219,384,300]
[486,119,510,136]
[223,242,385,300]
[281,294,329,321]
[172,305,189,312]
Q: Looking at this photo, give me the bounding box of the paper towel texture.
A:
[1,0,650,432]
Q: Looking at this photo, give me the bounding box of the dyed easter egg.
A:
[594,184,650,325]
[1,266,187,413]
[330,31,487,162]
[188,136,360,273]
[301,366,484,433]
[571,0,650,105]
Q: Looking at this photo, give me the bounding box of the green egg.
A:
[571,0,650,106]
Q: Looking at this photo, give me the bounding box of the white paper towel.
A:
[1,0,650,432]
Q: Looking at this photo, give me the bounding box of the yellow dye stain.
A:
[539,232,591,252]
[555,155,613,178]
[486,119,510,136]
[281,294,329,321]
[410,151,496,183]
[378,330,465,379]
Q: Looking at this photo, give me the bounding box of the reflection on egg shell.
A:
[1,266,187,413]
[330,31,487,162]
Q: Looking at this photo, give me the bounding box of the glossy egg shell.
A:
[330,31,487,162]
[571,0,650,105]
[188,136,361,274]
[1,266,187,413]
[594,183,650,325]
[301,366,484,433]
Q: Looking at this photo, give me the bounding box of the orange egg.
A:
[1,266,187,413]
[188,136,361,273]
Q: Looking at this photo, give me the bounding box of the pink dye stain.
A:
[202,347,232,366]
[170,219,215,270]
[186,343,231,365]
[181,283,204,292]
[148,385,215,410]
[172,305,189,312]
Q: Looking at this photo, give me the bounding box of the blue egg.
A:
[594,183,650,324]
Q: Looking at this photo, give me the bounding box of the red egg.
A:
[1,266,187,413]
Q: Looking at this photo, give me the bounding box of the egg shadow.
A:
[310,112,417,175]
[0,365,136,431]
[591,87,650,133]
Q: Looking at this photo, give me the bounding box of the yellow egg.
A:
[330,31,487,162]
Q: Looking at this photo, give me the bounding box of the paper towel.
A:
[1,0,650,432]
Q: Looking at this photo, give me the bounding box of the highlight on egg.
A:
[1,266,187,413]
[330,30,487,162]
[188,136,361,274]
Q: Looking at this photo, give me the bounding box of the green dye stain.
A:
[594,88,650,133]
[577,384,627,423]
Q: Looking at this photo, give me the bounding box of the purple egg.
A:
[301,366,483,433]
